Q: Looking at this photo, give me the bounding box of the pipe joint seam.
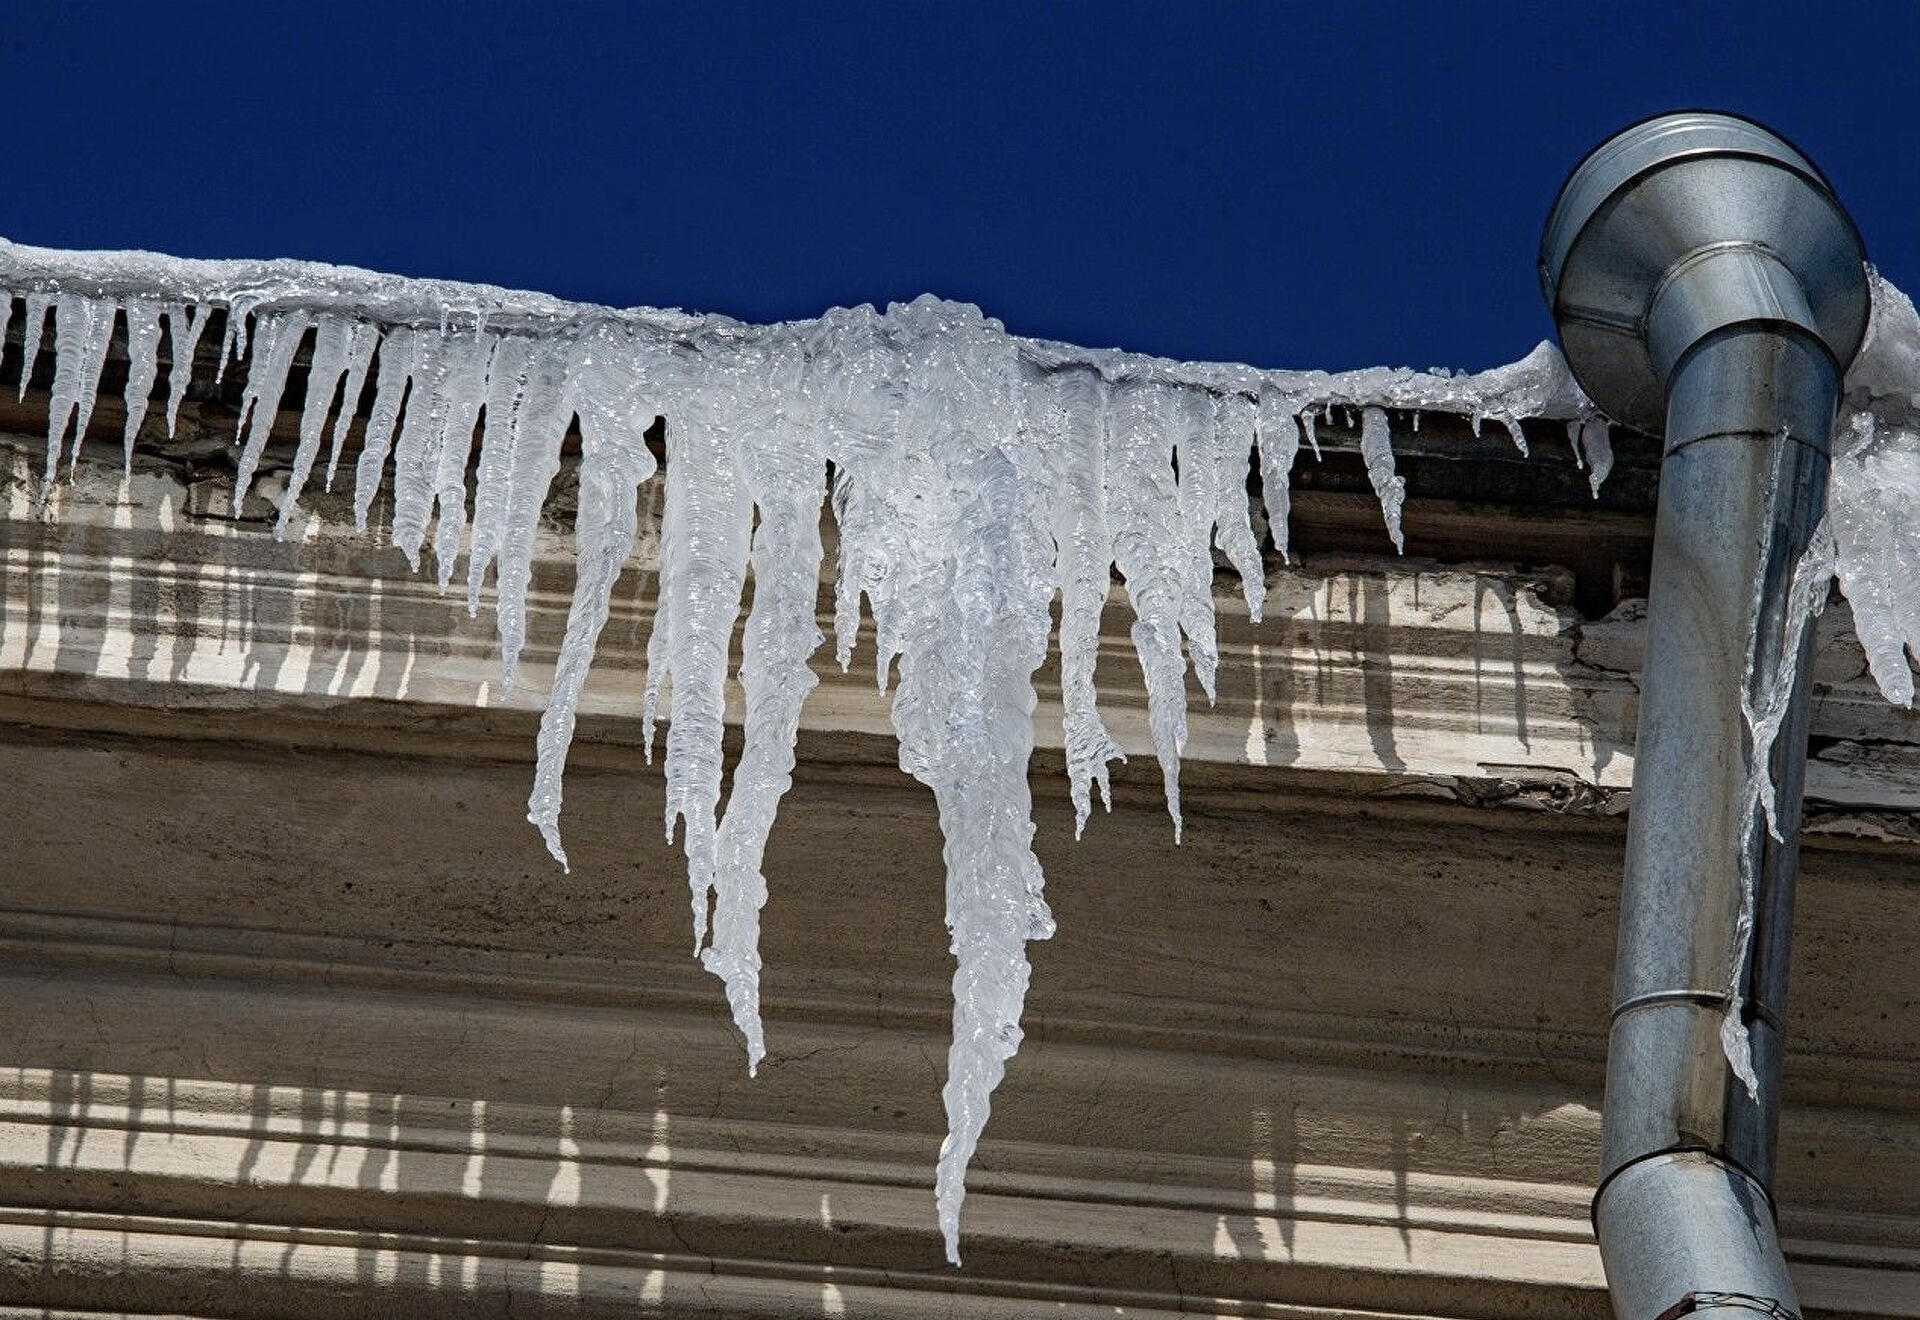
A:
[1662,427,1831,461]
[1592,1146,1778,1233]
[1610,989,1784,1032]
[1647,243,1819,386]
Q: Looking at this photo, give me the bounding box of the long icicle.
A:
[493,341,574,687]
[232,310,312,512]
[527,329,654,870]
[704,338,827,1072]
[1032,362,1125,836]
[119,301,164,472]
[649,345,753,956]
[278,315,358,534]
[1724,516,1838,1097]
[43,295,116,497]
[1106,377,1193,840]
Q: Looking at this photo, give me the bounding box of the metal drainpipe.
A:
[1539,113,1869,1320]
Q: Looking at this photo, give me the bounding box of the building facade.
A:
[0,312,1916,1317]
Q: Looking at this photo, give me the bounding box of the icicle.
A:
[815,305,907,679]
[527,328,657,870]
[1170,387,1224,701]
[1031,363,1125,835]
[1107,377,1192,840]
[353,328,417,534]
[1499,416,1529,456]
[162,304,205,439]
[16,295,48,401]
[233,310,312,513]
[1298,406,1321,459]
[429,333,497,585]
[703,338,828,1071]
[1358,405,1406,553]
[43,295,116,493]
[1828,410,1920,707]
[1745,520,1837,845]
[645,344,753,956]
[1723,516,1838,1099]
[386,331,451,564]
[215,306,242,385]
[467,335,534,615]
[1580,417,1613,498]
[1257,385,1303,564]
[829,466,870,673]
[321,321,380,494]
[492,341,574,686]
[853,299,1053,1267]
[1210,393,1266,622]
[277,315,360,533]
[386,328,491,573]
[119,301,164,472]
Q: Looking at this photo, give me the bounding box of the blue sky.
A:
[5,3,1914,371]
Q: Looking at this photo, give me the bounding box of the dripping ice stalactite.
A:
[1358,405,1406,553]
[51,235,1920,1264]
[1716,267,1920,1085]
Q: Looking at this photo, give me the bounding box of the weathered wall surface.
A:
[0,422,1916,1317]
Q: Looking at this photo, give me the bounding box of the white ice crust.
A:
[8,236,1918,1261]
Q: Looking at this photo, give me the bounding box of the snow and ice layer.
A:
[9,236,1920,1260]
[2,239,1596,1263]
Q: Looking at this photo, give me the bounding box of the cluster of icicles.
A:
[4,239,1919,1262]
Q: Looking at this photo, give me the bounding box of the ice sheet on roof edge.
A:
[8,237,1920,1264]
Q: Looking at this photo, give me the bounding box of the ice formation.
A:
[13,236,1920,1260]
[1719,268,1920,1089]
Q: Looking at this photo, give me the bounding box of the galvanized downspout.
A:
[1540,114,1870,1320]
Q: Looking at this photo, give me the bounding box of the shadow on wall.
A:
[0,446,447,710]
[6,1046,1604,1318]
[1193,559,1617,790]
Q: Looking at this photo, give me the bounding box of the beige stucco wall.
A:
[0,430,1916,1317]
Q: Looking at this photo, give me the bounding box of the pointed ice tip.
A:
[1719,1008,1761,1103]
[531,817,569,873]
